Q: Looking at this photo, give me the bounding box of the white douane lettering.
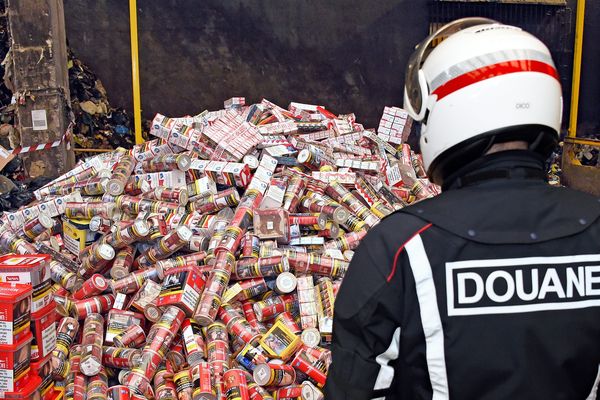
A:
[566,267,585,297]
[539,268,566,299]
[486,271,515,303]
[515,269,539,301]
[585,266,600,296]
[457,272,484,304]
[447,255,600,316]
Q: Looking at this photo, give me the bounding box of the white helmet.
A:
[403,18,562,185]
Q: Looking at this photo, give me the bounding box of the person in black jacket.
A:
[325,18,600,399]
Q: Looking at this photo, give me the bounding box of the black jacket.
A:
[325,151,600,399]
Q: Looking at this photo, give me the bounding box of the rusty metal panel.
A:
[561,141,600,196]
[7,0,73,177]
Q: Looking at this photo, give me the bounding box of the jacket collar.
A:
[443,150,546,191]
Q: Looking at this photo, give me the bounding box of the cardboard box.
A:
[157,266,206,316]
[0,255,52,314]
[30,353,54,400]
[30,301,56,360]
[0,283,32,346]
[0,332,33,392]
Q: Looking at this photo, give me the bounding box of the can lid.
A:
[154,263,165,280]
[88,216,103,232]
[133,220,151,237]
[177,154,192,171]
[332,207,349,224]
[130,349,143,366]
[275,272,297,294]
[92,274,109,290]
[252,363,272,386]
[80,356,102,376]
[178,189,189,206]
[98,244,116,260]
[176,225,193,242]
[329,222,341,238]
[0,374,42,398]
[112,335,125,348]
[316,213,328,230]
[301,328,321,348]
[118,369,130,384]
[0,282,32,302]
[38,213,55,229]
[301,381,323,400]
[297,149,311,164]
[49,236,61,252]
[107,179,125,196]
[144,304,163,322]
[110,266,128,280]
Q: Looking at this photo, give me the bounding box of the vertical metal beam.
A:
[7,0,73,178]
[129,0,143,145]
[568,0,585,138]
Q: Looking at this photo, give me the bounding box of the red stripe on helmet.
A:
[432,59,559,101]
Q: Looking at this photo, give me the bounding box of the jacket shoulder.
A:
[400,183,600,244]
[362,211,432,252]
[351,211,431,278]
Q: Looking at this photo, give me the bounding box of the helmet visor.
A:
[405,17,498,119]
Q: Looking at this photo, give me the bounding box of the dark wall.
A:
[578,0,600,134]
[63,0,598,133]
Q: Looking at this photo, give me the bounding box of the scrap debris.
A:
[68,47,136,155]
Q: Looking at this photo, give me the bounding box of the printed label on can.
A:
[182,286,200,313]
[40,321,57,358]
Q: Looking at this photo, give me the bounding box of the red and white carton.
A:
[30,353,54,400]
[157,266,206,316]
[222,162,252,187]
[0,373,42,399]
[0,332,33,392]
[30,301,57,360]
[0,255,52,314]
[0,283,32,346]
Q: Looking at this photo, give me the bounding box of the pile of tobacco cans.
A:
[0,97,439,400]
